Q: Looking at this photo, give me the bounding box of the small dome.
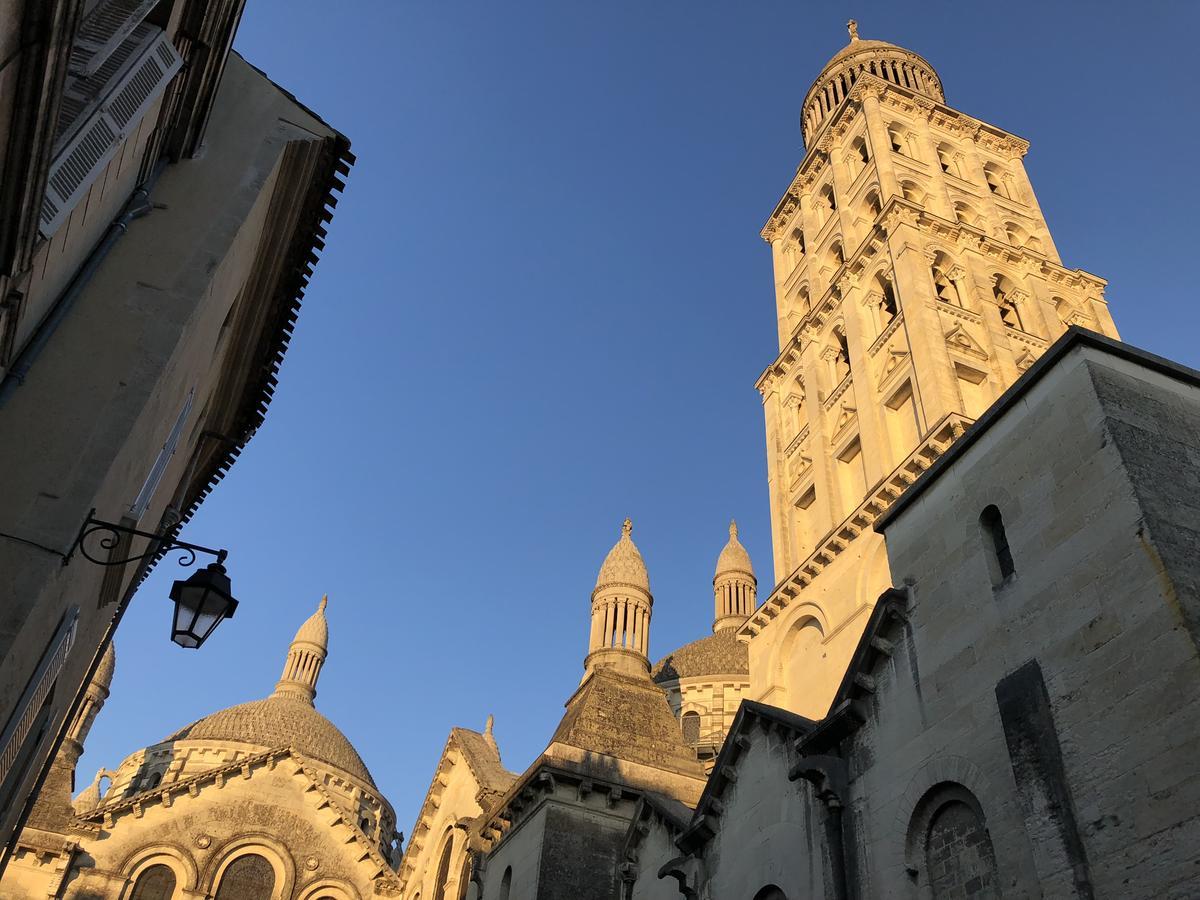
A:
[801,21,944,145]
[652,629,749,683]
[93,641,116,692]
[595,518,650,593]
[292,594,329,648]
[715,520,754,579]
[164,694,376,786]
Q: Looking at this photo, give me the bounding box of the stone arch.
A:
[855,537,893,612]
[295,877,361,900]
[890,755,1001,880]
[904,782,1000,898]
[204,832,296,900]
[119,843,200,896]
[771,606,829,715]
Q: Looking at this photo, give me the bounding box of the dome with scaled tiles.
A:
[165,694,375,786]
[652,628,749,684]
[595,517,650,593]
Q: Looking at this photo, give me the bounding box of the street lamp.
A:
[168,557,238,648]
[66,509,238,649]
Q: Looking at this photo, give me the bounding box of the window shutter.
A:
[68,0,161,79]
[129,387,194,519]
[41,23,182,237]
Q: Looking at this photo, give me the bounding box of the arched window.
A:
[830,240,845,269]
[146,771,162,789]
[980,505,1015,586]
[888,124,906,154]
[797,285,811,316]
[936,144,958,177]
[953,201,981,228]
[681,711,700,745]
[1004,221,1030,249]
[455,853,472,900]
[993,276,1024,331]
[433,830,455,899]
[130,864,176,900]
[852,136,870,167]
[877,275,898,325]
[214,854,275,900]
[984,163,1009,198]
[900,180,925,206]
[831,327,851,383]
[753,886,788,900]
[819,184,837,219]
[931,256,962,307]
[498,866,513,900]
[908,784,1000,899]
[791,227,805,256]
[864,190,882,220]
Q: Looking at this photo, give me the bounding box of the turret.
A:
[713,520,756,632]
[273,595,329,704]
[585,518,652,677]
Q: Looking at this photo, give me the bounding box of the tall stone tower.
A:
[743,23,1119,716]
[585,518,654,677]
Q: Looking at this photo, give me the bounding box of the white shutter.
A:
[41,24,182,237]
[129,387,194,519]
[69,0,161,78]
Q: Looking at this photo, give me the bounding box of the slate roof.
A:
[652,627,749,682]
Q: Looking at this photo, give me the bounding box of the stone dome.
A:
[292,594,329,648]
[801,21,944,145]
[715,520,754,578]
[164,694,376,786]
[595,518,650,593]
[652,629,749,683]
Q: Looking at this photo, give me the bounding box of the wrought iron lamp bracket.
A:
[64,508,228,569]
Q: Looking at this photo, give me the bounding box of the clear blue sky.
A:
[81,0,1200,831]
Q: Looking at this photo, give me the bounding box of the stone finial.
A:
[318,594,328,612]
[848,19,860,42]
[729,519,738,540]
[484,714,499,754]
[622,517,632,537]
[485,714,494,736]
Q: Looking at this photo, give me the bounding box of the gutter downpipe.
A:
[0,163,165,409]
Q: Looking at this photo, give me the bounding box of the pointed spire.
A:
[273,595,330,704]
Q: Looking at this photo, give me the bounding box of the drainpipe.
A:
[0,165,165,408]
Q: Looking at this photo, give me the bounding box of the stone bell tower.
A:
[756,21,1120,582]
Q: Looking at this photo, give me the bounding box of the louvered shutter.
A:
[69,0,161,79]
[41,23,182,237]
[128,387,193,518]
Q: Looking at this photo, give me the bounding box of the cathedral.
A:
[5,21,1199,900]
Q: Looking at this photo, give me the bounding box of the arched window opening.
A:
[936,144,957,177]
[980,505,1015,586]
[498,867,513,900]
[797,286,811,316]
[681,711,700,745]
[214,853,275,900]
[791,227,805,255]
[146,771,162,790]
[931,257,962,307]
[984,164,1009,198]
[831,328,851,383]
[753,887,788,900]
[888,124,906,154]
[433,830,455,900]
[900,180,925,206]
[864,190,882,220]
[830,240,845,269]
[953,202,981,228]
[993,276,1024,331]
[878,276,898,326]
[130,864,176,900]
[820,184,837,216]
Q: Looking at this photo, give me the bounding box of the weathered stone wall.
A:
[872,344,1200,898]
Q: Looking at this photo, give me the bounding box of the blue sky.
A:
[81,0,1200,832]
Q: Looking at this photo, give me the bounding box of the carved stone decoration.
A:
[944,324,989,361]
[195,834,212,849]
